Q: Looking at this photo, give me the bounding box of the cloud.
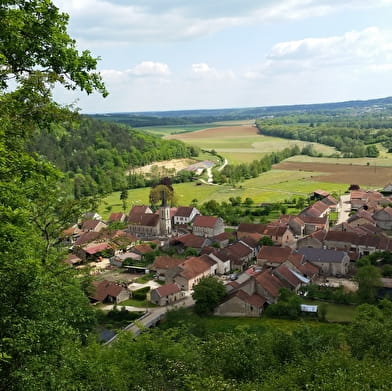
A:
[245,27,392,78]
[191,63,235,80]
[100,61,171,84]
[54,0,392,44]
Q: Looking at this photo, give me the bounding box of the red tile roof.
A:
[178,255,216,280]
[231,290,266,308]
[108,212,126,222]
[74,231,101,246]
[81,219,105,231]
[152,256,184,270]
[174,233,207,249]
[254,269,285,299]
[193,215,221,228]
[153,283,181,297]
[90,280,124,301]
[257,246,292,263]
[83,242,111,255]
[237,223,267,234]
[128,213,160,227]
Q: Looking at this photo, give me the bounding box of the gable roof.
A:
[90,280,124,301]
[257,246,292,263]
[193,215,221,228]
[254,269,285,299]
[178,255,216,280]
[74,231,101,246]
[108,212,126,222]
[152,255,184,270]
[298,247,348,263]
[173,233,208,249]
[228,290,266,308]
[175,206,198,218]
[128,213,160,227]
[81,219,106,232]
[153,283,181,297]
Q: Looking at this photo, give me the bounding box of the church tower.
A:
[159,191,172,236]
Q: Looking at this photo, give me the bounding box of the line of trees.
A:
[255,114,392,157]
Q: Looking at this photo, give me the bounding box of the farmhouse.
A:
[173,206,200,225]
[150,283,185,306]
[298,247,350,276]
[192,215,224,237]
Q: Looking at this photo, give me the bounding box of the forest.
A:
[27,117,198,197]
[255,113,392,158]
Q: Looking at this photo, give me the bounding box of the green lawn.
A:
[301,299,357,323]
[120,298,158,308]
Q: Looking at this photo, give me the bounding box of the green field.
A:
[301,299,357,323]
[99,169,348,219]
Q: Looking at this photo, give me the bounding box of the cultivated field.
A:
[274,160,392,187]
[167,125,337,163]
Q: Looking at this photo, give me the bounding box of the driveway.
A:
[337,194,351,225]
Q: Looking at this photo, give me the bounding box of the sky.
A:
[53,0,392,114]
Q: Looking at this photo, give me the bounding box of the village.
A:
[62,184,392,332]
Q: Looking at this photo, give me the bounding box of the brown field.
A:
[167,125,258,139]
[274,161,392,187]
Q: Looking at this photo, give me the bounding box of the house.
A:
[312,190,330,199]
[215,290,266,317]
[298,247,350,276]
[301,215,329,235]
[150,283,185,306]
[81,219,107,233]
[173,206,200,225]
[192,215,224,237]
[256,246,293,267]
[170,255,217,290]
[64,253,83,266]
[89,280,129,304]
[80,242,113,261]
[299,201,330,218]
[373,207,392,230]
[170,233,210,253]
[108,212,126,223]
[237,223,266,240]
[128,213,161,237]
[254,269,286,304]
[347,210,375,227]
[212,231,233,248]
[272,263,308,292]
[296,230,326,249]
[207,250,232,275]
[151,255,185,280]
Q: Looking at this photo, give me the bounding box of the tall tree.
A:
[192,276,226,316]
[0,1,106,388]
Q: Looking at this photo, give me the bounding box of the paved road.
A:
[337,194,351,225]
[103,295,195,344]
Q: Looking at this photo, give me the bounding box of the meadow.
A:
[99,169,349,219]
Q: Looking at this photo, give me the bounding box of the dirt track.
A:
[274,161,392,187]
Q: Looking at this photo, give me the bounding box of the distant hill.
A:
[27,116,198,198]
[89,96,392,127]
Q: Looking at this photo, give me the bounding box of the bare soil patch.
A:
[168,125,258,139]
[129,158,197,175]
[274,161,392,187]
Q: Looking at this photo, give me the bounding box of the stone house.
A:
[296,230,326,249]
[215,290,266,317]
[150,283,185,306]
[373,207,392,230]
[89,280,129,304]
[81,219,107,233]
[170,255,217,291]
[298,247,350,276]
[192,215,224,237]
[257,246,293,267]
[151,255,185,280]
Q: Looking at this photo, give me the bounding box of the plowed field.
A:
[274,161,392,187]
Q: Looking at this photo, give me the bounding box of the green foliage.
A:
[132,286,150,301]
[354,265,382,303]
[192,276,226,316]
[265,288,302,319]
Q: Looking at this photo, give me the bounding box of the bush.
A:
[132,286,150,300]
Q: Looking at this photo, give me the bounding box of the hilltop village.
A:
[62,184,392,319]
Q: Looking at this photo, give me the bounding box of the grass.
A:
[98,169,349,220]
[286,154,392,166]
[120,298,158,308]
[96,309,144,331]
[300,299,357,323]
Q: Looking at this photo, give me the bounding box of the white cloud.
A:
[128,61,171,77]
[101,61,171,83]
[245,27,392,78]
[54,0,392,44]
[191,63,235,80]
